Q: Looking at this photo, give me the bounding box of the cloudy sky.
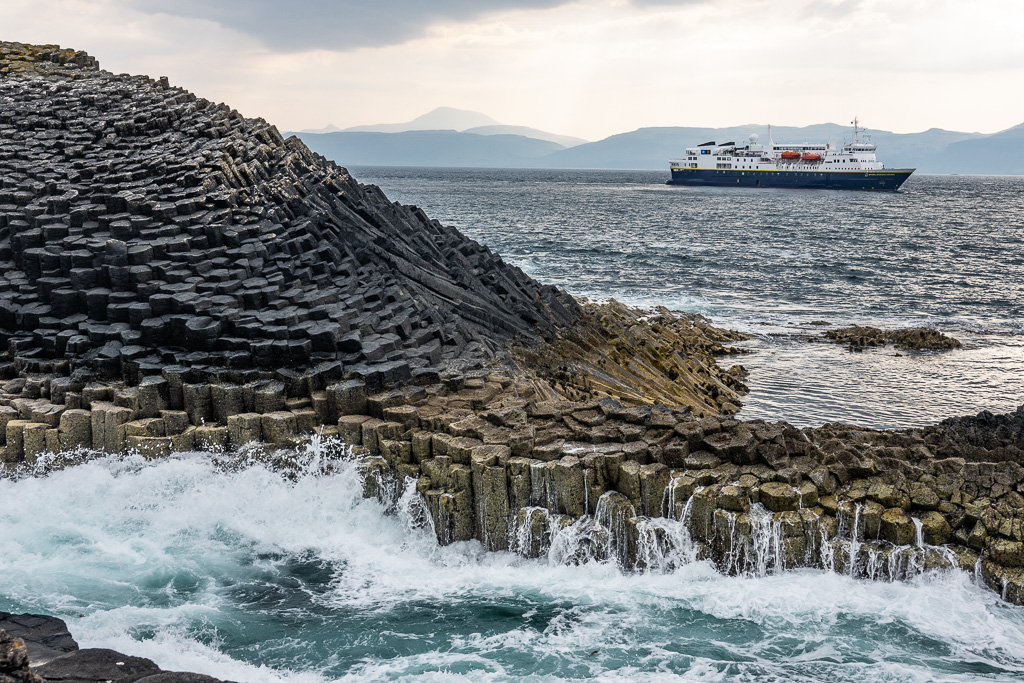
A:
[7,0,1024,140]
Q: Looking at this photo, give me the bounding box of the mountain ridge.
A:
[343,106,501,133]
[301,106,587,149]
[294,120,1024,174]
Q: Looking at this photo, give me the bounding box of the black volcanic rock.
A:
[33,649,162,682]
[0,613,77,668]
[0,42,579,387]
[1,612,232,683]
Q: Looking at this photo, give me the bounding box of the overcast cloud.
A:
[6,0,1024,140]
[123,0,572,50]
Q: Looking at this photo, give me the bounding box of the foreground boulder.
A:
[0,628,42,682]
[0,613,229,683]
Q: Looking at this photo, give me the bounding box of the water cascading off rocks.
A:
[362,432,997,590]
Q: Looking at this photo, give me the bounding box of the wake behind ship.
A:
[668,119,914,191]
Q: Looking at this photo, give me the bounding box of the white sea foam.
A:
[3,449,1024,681]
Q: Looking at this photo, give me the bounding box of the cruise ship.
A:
[668,119,914,191]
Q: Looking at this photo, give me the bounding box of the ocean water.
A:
[4,447,1024,682]
[350,168,1024,428]
[4,170,1024,681]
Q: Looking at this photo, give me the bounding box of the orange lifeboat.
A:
[780,150,800,159]
[801,152,822,161]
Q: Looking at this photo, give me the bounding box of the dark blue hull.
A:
[667,168,914,191]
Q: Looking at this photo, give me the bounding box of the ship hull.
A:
[667,168,915,191]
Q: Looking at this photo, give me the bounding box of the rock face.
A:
[516,301,749,414]
[0,41,578,387]
[0,613,76,670]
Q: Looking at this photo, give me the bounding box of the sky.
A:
[6,0,1024,141]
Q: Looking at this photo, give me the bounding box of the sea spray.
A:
[913,516,925,549]
[747,504,784,577]
[849,503,863,577]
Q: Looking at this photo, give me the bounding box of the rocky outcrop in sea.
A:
[823,325,963,351]
[1,36,1023,652]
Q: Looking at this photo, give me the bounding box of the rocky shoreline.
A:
[2,38,1024,681]
[3,345,1022,605]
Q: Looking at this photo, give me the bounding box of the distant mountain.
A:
[463,125,587,148]
[343,107,501,133]
[297,129,564,167]
[297,123,344,134]
[932,123,1024,175]
[291,119,1024,174]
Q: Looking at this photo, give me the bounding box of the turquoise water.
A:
[349,169,1024,428]
[4,448,1024,682]
[3,171,1024,680]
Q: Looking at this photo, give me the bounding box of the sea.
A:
[2,170,1023,681]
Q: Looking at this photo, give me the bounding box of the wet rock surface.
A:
[0,614,76,670]
[0,613,229,683]
[347,385,1024,605]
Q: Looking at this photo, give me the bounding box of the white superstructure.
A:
[670,119,885,174]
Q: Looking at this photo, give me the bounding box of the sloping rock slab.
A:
[0,613,77,668]
[33,649,160,682]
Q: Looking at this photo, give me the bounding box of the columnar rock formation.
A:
[0,41,578,388]
[347,386,1024,604]
[2,41,1023,610]
[0,42,745,418]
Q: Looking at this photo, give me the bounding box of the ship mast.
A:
[851,116,860,143]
